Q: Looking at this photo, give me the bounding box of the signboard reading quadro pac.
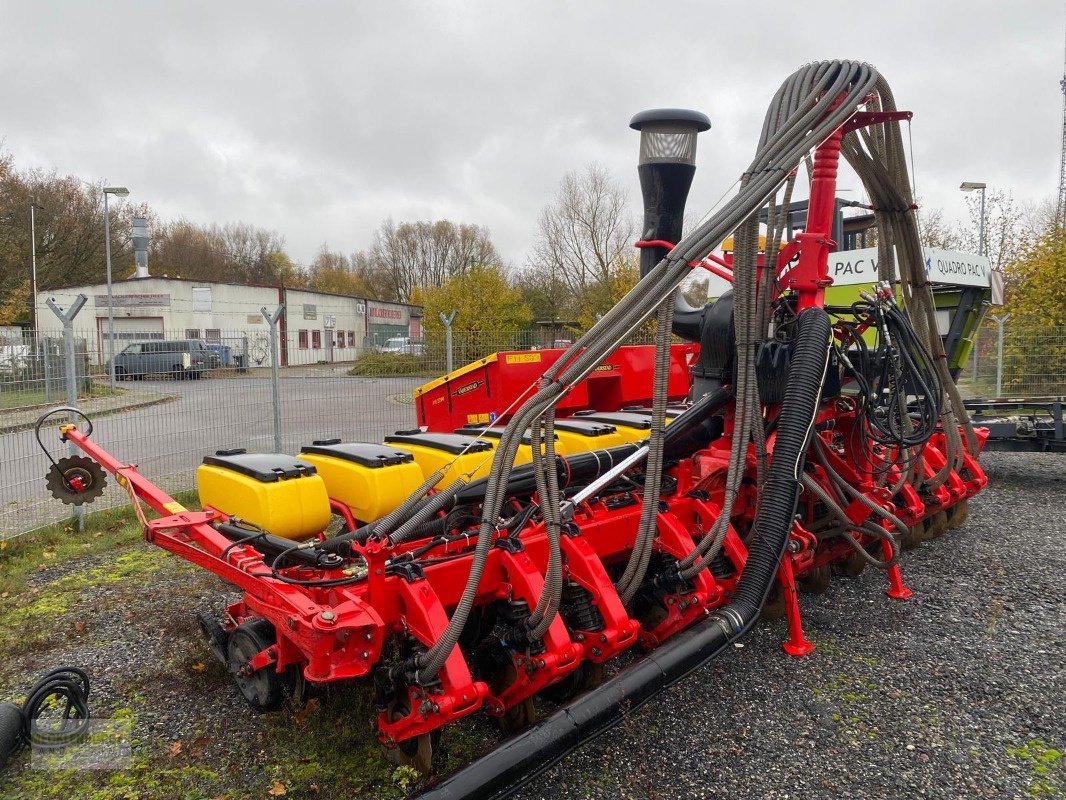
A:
[827,247,991,288]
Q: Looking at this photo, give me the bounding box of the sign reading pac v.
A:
[826,247,990,289]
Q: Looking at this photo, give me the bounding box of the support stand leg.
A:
[884,539,913,600]
[779,558,814,657]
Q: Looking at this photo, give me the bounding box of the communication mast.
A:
[1058,18,1066,226]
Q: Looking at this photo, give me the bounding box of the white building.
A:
[35,277,422,367]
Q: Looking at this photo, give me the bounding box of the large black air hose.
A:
[415,308,831,800]
[0,667,91,773]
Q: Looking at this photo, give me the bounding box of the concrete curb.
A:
[0,393,177,436]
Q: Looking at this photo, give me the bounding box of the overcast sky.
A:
[1,1,1060,269]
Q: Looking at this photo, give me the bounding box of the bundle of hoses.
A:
[408,59,882,685]
[418,306,833,800]
[839,77,977,488]
[0,667,91,772]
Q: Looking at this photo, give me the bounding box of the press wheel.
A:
[382,702,433,774]
[798,565,831,595]
[833,549,868,578]
[924,509,949,540]
[760,583,786,621]
[946,499,970,529]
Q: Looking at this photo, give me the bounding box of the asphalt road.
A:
[0,373,423,535]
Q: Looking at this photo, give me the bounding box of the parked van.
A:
[379,337,425,356]
[108,339,217,380]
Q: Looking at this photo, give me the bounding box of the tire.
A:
[227,619,286,712]
[171,364,185,381]
[114,366,127,381]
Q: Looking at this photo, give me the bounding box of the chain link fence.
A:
[1,321,558,539]
[961,318,1066,399]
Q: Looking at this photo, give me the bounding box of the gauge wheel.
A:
[382,702,434,774]
[946,499,970,530]
[227,619,286,712]
[798,564,831,595]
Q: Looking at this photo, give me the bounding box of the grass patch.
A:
[0,490,199,596]
[0,385,125,411]
[348,352,439,377]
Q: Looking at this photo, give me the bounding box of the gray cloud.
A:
[2,0,1059,267]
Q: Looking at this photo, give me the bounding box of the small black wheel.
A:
[227,619,285,712]
[171,364,185,381]
[114,366,126,381]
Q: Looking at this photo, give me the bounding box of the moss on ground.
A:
[0,491,491,799]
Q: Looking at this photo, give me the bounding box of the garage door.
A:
[97,316,164,365]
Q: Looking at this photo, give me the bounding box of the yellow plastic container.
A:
[197,451,330,539]
[383,431,494,486]
[298,442,425,523]
[551,419,628,453]
[454,425,570,466]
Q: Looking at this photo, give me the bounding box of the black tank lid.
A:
[570,411,653,430]
[202,452,317,483]
[552,419,618,437]
[300,442,414,468]
[385,431,493,455]
[455,425,554,446]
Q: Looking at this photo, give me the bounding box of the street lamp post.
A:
[102,185,129,390]
[960,181,987,256]
[30,201,44,341]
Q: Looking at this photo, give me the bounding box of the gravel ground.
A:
[1,451,1063,799]
[511,451,1066,800]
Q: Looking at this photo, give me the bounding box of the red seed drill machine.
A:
[38,60,986,798]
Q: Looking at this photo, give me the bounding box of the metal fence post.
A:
[46,294,88,531]
[971,327,980,382]
[440,310,458,374]
[989,312,1012,398]
[262,304,285,453]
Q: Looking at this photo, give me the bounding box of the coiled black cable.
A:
[0,667,91,770]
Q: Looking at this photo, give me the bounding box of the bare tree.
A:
[529,164,635,323]
[364,219,500,302]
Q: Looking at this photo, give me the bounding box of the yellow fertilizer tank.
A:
[298,441,426,524]
[196,450,330,540]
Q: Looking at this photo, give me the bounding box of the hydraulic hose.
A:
[415,306,833,800]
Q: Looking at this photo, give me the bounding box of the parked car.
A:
[378,337,425,356]
[107,339,216,380]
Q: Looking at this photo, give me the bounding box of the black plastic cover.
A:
[202,453,317,482]
[455,425,550,446]
[384,431,492,455]
[570,411,653,430]
[552,419,618,437]
[300,442,414,468]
